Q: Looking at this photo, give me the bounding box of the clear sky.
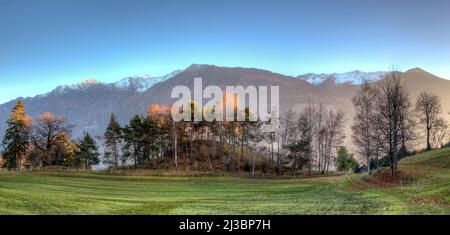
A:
[1,0,449,103]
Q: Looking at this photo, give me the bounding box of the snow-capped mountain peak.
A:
[114,75,153,92]
[46,70,182,96]
[113,70,182,92]
[297,71,389,85]
[72,79,102,88]
[48,79,102,95]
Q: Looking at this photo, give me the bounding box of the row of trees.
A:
[352,72,449,176]
[1,101,100,169]
[0,100,363,175]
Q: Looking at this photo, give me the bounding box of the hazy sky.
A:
[1,0,449,103]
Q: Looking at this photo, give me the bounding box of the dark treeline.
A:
[1,72,449,176]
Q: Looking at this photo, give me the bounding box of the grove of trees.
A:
[96,102,347,175]
[1,102,99,170]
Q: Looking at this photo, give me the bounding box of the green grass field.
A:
[0,149,449,215]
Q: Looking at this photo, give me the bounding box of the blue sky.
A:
[1,0,449,103]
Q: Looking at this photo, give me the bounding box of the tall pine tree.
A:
[77,132,100,170]
[103,113,122,168]
[2,100,31,169]
[123,115,144,169]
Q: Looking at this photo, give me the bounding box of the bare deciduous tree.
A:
[416,91,442,150]
[321,110,345,174]
[352,80,377,174]
[277,109,296,174]
[430,118,448,149]
[372,72,413,176]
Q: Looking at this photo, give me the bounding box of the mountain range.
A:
[1,65,449,151]
[297,70,389,85]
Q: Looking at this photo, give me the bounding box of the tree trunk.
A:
[174,128,178,168]
[251,151,256,176]
[206,131,213,171]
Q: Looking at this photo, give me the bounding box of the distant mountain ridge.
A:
[297,70,389,85]
[40,70,182,97]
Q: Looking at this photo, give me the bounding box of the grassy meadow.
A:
[0,148,448,215]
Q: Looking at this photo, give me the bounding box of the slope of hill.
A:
[346,147,450,214]
[401,68,450,124]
